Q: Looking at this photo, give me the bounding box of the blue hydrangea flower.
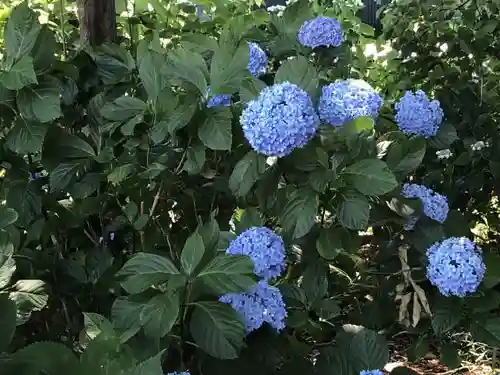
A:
[226,227,286,281]
[318,79,383,127]
[426,237,485,297]
[219,280,287,333]
[360,371,384,375]
[248,42,268,77]
[297,16,343,48]
[240,82,320,157]
[167,372,190,375]
[395,90,444,138]
[401,183,449,224]
[206,87,231,108]
[29,172,42,181]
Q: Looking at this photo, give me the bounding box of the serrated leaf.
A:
[228,151,267,197]
[0,243,16,289]
[5,118,47,154]
[167,48,208,94]
[431,298,462,336]
[429,123,458,149]
[4,2,41,60]
[343,159,398,196]
[101,96,147,121]
[343,116,375,134]
[16,76,62,123]
[316,227,343,260]
[150,99,198,143]
[140,293,180,339]
[125,350,165,375]
[0,294,16,352]
[274,55,318,97]
[470,317,500,346]
[9,279,48,324]
[198,108,232,151]
[0,55,37,90]
[394,139,426,174]
[0,206,18,229]
[337,192,370,230]
[190,301,245,359]
[108,164,134,185]
[280,187,318,239]
[180,231,205,276]
[12,342,78,375]
[50,162,81,192]
[116,253,180,294]
[197,254,256,294]
[138,50,167,102]
[182,143,206,175]
[89,43,135,85]
[210,42,250,93]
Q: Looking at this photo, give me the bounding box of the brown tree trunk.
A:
[77,0,117,46]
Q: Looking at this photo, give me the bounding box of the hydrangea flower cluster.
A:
[318,79,383,127]
[248,42,268,78]
[297,16,344,48]
[205,87,231,108]
[219,280,287,333]
[29,172,42,181]
[240,82,320,157]
[401,183,449,227]
[226,226,286,281]
[360,370,384,375]
[426,237,485,297]
[167,372,190,375]
[394,90,444,138]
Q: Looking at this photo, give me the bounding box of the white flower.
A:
[436,149,452,160]
[471,141,487,151]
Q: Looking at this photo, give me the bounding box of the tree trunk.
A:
[77,0,117,46]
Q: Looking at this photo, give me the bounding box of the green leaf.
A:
[116,253,180,294]
[9,279,48,324]
[182,143,206,175]
[302,262,328,307]
[440,343,460,369]
[431,298,462,336]
[57,133,97,158]
[0,243,16,288]
[198,108,232,151]
[429,123,458,149]
[108,164,135,185]
[470,317,500,346]
[101,96,147,121]
[138,50,167,101]
[111,297,142,342]
[140,293,180,339]
[190,301,245,359]
[343,159,398,196]
[89,43,135,85]
[239,77,267,103]
[167,48,208,94]
[5,118,47,154]
[150,99,198,143]
[180,231,205,276]
[210,42,250,93]
[280,187,318,239]
[197,254,256,294]
[4,2,41,60]
[0,294,16,352]
[337,192,370,230]
[393,139,426,174]
[229,151,267,197]
[0,55,37,90]
[0,206,18,229]
[316,227,343,260]
[274,55,318,97]
[79,312,114,345]
[50,162,81,192]
[125,350,165,375]
[316,298,341,320]
[12,342,79,375]
[17,77,62,123]
[234,207,265,233]
[343,116,375,134]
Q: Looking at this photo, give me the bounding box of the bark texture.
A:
[77,0,117,46]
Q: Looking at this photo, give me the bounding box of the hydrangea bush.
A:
[0,1,498,375]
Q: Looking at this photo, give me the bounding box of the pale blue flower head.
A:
[168,372,191,375]
[240,81,319,157]
[426,237,485,297]
[318,79,383,127]
[395,90,444,138]
[219,280,287,333]
[360,371,384,375]
[248,42,268,77]
[401,183,449,224]
[226,226,286,281]
[297,16,343,48]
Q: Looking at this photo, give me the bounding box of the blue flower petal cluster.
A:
[318,79,383,127]
[205,87,231,108]
[297,16,343,48]
[426,237,485,297]
[248,42,268,78]
[360,370,384,375]
[401,183,449,224]
[394,90,444,138]
[29,172,42,181]
[226,226,286,281]
[219,280,287,333]
[167,372,190,375]
[240,82,320,157]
